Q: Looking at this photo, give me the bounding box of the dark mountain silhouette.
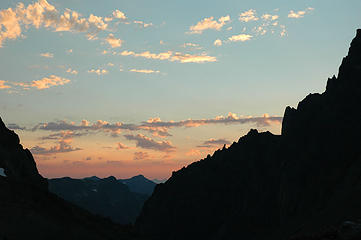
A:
[119,174,156,195]
[0,118,136,239]
[135,29,361,240]
[49,176,149,224]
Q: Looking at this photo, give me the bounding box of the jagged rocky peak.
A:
[0,117,47,190]
[282,29,361,137]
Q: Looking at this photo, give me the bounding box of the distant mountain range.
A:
[48,175,157,224]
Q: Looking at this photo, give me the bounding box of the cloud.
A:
[228,34,252,42]
[134,151,149,161]
[31,129,82,155]
[198,138,231,148]
[30,143,81,155]
[133,20,153,28]
[40,130,86,140]
[88,69,108,75]
[171,52,217,63]
[261,14,279,21]
[239,9,258,22]
[0,7,21,47]
[124,134,175,152]
[214,39,222,46]
[66,68,78,75]
[0,80,11,89]
[14,75,71,90]
[120,50,216,63]
[0,0,109,47]
[186,149,202,156]
[130,69,160,74]
[7,123,25,130]
[189,15,230,34]
[288,8,314,19]
[113,10,126,20]
[116,142,129,150]
[30,113,282,139]
[40,52,53,58]
[105,33,123,48]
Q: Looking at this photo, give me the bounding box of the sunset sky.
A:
[0,0,360,179]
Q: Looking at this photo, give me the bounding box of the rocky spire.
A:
[0,117,47,190]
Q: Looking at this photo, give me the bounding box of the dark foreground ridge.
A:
[135,29,361,240]
[0,118,137,239]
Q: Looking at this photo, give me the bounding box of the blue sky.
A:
[0,0,360,178]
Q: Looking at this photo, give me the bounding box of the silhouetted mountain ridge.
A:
[135,29,361,240]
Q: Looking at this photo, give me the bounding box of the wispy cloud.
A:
[40,52,54,58]
[13,75,70,90]
[228,34,253,42]
[66,68,78,75]
[120,50,216,63]
[88,69,108,75]
[239,9,259,22]
[197,138,231,148]
[30,113,282,139]
[30,130,82,155]
[189,15,230,34]
[134,151,149,160]
[124,134,175,152]
[288,7,314,19]
[105,33,123,48]
[130,69,160,74]
[134,20,153,28]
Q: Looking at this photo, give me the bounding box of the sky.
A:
[0,0,360,180]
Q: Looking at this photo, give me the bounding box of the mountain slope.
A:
[49,176,149,224]
[120,175,156,196]
[135,29,361,240]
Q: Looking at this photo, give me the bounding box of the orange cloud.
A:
[12,75,70,90]
[228,34,252,42]
[288,8,314,19]
[189,15,230,34]
[0,0,109,47]
[105,33,123,48]
[0,80,11,89]
[239,9,259,22]
[113,10,127,20]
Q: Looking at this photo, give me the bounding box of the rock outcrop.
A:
[135,29,361,240]
[0,117,47,190]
